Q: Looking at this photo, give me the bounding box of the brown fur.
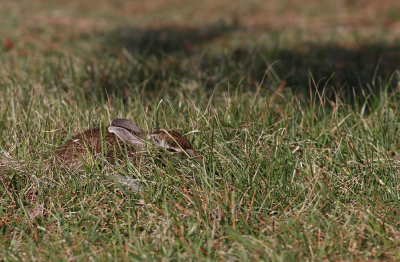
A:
[153,130,202,162]
[56,127,201,165]
[56,127,139,164]
[153,130,193,150]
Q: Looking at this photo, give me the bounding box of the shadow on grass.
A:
[104,21,235,55]
[276,44,399,89]
[88,22,399,101]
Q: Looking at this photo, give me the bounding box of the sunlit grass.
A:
[1,0,400,260]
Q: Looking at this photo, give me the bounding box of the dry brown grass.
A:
[2,0,399,53]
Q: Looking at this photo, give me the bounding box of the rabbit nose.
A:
[186,149,202,162]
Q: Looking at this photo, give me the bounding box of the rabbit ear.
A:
[111,119,145,136]
[107,126,145,147]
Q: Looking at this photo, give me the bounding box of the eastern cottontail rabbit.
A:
[56,119,201,164]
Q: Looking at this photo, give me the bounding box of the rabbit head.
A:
[148,130,202,162]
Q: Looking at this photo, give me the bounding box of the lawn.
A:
[1,0,400,260]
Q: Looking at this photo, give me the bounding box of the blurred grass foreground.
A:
[1,0,400,260]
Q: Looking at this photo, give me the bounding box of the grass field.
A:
[1,0,400,260]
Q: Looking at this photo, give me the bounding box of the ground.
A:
[1,0,400,260]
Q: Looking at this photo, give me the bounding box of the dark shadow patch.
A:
[103,21,235,55]
[82,23,399,102]
[275,43,400,88]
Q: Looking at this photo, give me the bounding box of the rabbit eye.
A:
[167,148,178,152]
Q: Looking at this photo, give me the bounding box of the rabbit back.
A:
[56,128,137,164]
